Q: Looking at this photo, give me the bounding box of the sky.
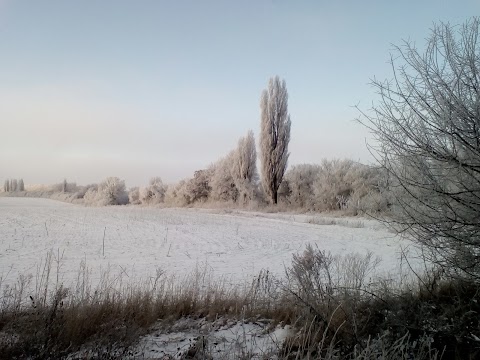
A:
[0,0,478,187]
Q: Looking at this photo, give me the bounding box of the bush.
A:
[277,160,387,214]
[164,179,190,206]
[210,153,239,203]
[282,164,321,210]
[282,245,479,359]
[84,177,128,206]
[128,187,141,205]
[185,169,213,204]
[139,177,166,205]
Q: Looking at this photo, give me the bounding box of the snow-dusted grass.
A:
[0,197,416,291]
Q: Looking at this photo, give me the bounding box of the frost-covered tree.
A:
[165,179,190,206]
[284,164,321,209]
[358,18,480,279]
[128,187,141,205]
[210,152,239,202]
[100,177,128,205]
[313,159,356,211]
[18,179,25,192]
[84,177,128,206]
[279,161,385,213]
[232,130,257,183]
[140,177,166,204]
[260,76,291,204]
[186,169,213,203]
[209,131,258,204]
[231,130,258,204]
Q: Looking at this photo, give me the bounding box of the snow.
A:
[129,317,292,359]
[0,197,417,290]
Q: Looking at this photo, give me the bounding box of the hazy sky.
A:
[0,1,478,187]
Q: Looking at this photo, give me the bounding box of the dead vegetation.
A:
[0,247,479,359]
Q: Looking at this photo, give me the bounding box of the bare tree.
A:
[4,179,9,192]
[18,179,24,192]
[260,76,291,204]
[358,18,480,279]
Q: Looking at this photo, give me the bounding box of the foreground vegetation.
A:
[0,247,478,359]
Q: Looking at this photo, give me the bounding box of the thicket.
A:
[0,158,388,215]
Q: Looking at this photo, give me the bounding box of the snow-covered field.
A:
[0,197,416,290]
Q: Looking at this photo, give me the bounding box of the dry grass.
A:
[0,248,478,359]
[0,252,285,359]
[306,216,365,228]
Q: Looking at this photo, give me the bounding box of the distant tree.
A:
[232,130,257,183]
[140,177,166,204]
[164,179,190,206]
[62,179,67,193]
[210,152,239,202]
[101,177,128,205]
[11,179,17,192]
[284,164,321,209]
[313,159,356,211]
[4,179,9,192]
[18,179,25,192]
[186,169,213,203]
[128,187,141,205]
[84,177,128,206]
[260,76,291,204]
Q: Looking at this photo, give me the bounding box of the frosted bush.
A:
[128,187,141,205]
[185,169,213,203]
[84,177,128,206]
[210,153,239,203]
[140,177,166,204]
[164,179,191,206]
[312,159,355,211]
[284,164,321,210]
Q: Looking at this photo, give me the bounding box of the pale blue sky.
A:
[0,0,478,187]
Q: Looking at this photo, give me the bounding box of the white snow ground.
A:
[0,197,417,291]
[129,317,292,360]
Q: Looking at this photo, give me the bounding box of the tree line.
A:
[3,178,24,192]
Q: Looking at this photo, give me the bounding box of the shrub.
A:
[128,187,141,205]
[210,153,239,203]
[139,177,166,205]
[84,177,128,206]
[283,164,321,210]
